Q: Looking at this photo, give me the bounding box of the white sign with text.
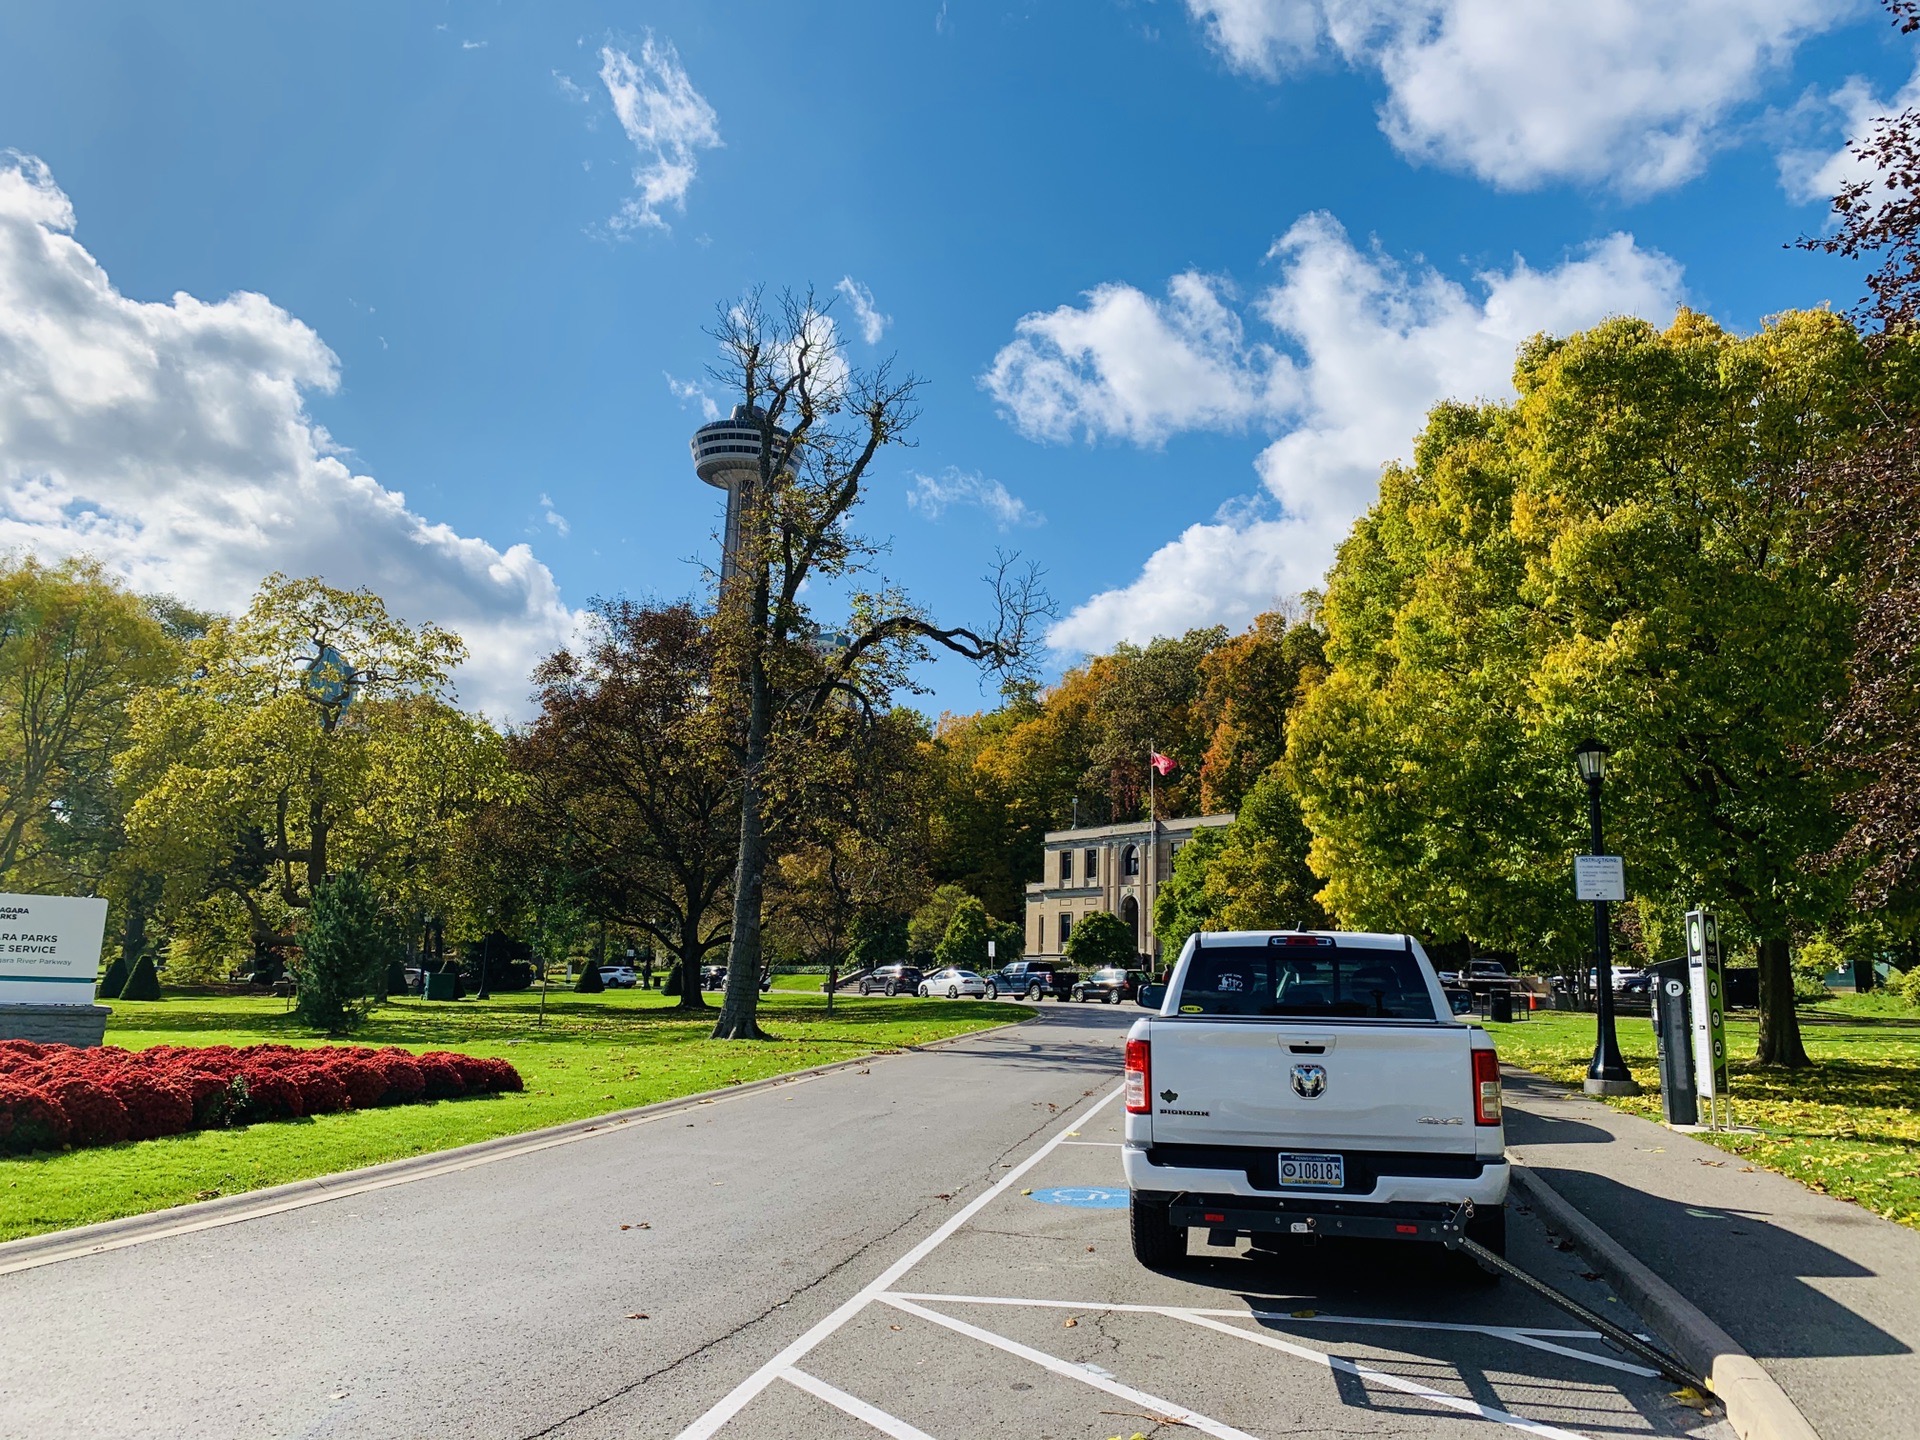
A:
[0,893,108,1005]
[1573,856,1626,902]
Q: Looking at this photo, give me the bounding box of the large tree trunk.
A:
[671,912,708,1012]
[712,761,770,1038]
[1755,934,1811,1068]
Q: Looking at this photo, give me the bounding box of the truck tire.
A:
[1027,983,1042,1000]
[1129,1192,1186,1270]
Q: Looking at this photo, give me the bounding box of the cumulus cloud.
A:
[1779,60,1920,205]
[907,468,1044,530]
[1184,0,1848,194]
[835,276,891,344]
[598,36,722,233]
[1009,213,1685,654]
[664,371,721,420]
[982,272,1292,445]
[0,155,578,717]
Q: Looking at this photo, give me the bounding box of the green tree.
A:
[0,555,179,891]
[294,869,393,1034]
[1290,310,1875,1067]
[1153,826,1225,959]
[935,894,994,971]
[1064,908,1136,970]
[120,575,465,966]
[1206,767,1330,933]
[909,884,975,963]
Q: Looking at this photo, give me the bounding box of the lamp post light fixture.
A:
[1574,738,1640,1096]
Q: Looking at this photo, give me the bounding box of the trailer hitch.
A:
[1440,1202,1711,1397]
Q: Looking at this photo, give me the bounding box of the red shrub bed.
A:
[0,1040,522,1155]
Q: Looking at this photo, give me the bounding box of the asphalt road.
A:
[0,1005,1731,1440]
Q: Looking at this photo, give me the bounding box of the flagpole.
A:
[1147,742,1157,971]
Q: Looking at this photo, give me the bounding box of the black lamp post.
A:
[1575,739,1639,1095]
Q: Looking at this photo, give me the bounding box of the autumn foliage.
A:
[0,1040,520,1154]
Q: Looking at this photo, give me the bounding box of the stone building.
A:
[1022,813,1233,967]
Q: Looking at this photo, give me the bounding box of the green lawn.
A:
[1485,1009,1920,1231]
[0,987,1026,1242]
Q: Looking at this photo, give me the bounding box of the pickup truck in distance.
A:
[1123,929,1507,1272]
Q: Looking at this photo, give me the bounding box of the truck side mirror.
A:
[1138,984,1165,1009]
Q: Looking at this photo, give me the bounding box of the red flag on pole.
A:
[1149,751,1177,777]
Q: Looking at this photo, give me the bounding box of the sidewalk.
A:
[1503,1070,1920,1440]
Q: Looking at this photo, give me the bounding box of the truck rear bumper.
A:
[1167,1195,1468,1243]
[1122,1143,1509,1208]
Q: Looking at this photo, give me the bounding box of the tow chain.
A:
[1441,1202,1711,1396]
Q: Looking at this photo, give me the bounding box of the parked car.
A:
[985,962,1079,1000]
[1437,959,1509,988]
[859,964,923,997]
[1123,929,1508,1270]
[1072,967,1151,1003]
[598,965,638,988]
[917,967,988,999]
[700,964,727,991]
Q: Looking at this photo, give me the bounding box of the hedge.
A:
[0,1040,521,1155]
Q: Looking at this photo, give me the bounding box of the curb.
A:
[1509,1161,1820,1440]
[0,1007,1038,1277]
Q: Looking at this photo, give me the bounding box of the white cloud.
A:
[664,371,721,420]
[906,468,1044,530]
[0,154,579,718]
[1183,0,1849,194]
[1779,60,1920,205]
[1016,213,1685,654]
[835,276,891,345]
[598,36,722,233]
[982,272,1293,445]
[461,39,487,50]
[540,494,571,539]
[553,70,590,103]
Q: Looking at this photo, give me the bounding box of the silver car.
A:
[917,967,988,999]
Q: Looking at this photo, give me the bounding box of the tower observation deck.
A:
[691,404,790,581]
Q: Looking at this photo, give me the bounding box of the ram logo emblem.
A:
[1290,1063,1328,1099]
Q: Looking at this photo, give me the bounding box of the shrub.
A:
[119,954,162,1001]
[329,1058,388,1109]
[42,1077,131,1146]
[416,1054,466,1100]
[1893,966,1920,1008]
[292,1066,349,1115]
[294,869,395,1034]
[0,1081,72,1153]
[372,1051,426,1103]
[96,955,128,1000]
[1063,910,1138,972]
[102,1073,194,1140]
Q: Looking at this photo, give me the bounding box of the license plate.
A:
[1277,1152,1344,1189]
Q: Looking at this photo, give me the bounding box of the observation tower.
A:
[690,404,788,582]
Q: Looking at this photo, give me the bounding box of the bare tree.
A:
[705,289,1050,1039]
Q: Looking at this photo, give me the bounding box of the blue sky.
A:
[0,1,1906,715]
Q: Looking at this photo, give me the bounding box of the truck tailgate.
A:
[1148,1019,1476,1153]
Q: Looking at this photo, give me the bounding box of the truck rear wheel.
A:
[1129,1192,1186,1270]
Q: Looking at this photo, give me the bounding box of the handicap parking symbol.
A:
[1027,1186,1129,1208]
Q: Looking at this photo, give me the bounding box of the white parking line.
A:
[1171,1310,1593,1440]
[879,1294,1259,1440]
[780,1369,942,1440]
[670,1087,1122,1440]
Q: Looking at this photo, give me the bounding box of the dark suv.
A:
[985,962,1078,1000]
[1071,967,1151,1003]
[859,964,923,997]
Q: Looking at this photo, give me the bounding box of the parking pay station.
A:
[1649,957,1698,1126]
[1685,908,1731,1129]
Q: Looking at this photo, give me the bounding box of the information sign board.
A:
[1573,855,1626,902]
[0,893,109,1005]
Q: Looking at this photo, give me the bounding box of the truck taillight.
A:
[1125,1038,1150,1113]
[1473,1047,1501,1126]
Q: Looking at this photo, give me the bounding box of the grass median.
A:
[0,987,1029,1243]
[1484,1007,1920,1231]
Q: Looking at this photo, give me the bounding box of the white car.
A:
[598,965,638,988]
[917,968,988,999]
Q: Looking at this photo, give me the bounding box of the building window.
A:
[1084,848,1098,880]
[1058,913,1073,946]
[1060,849,1073,883]
[1122,844,1140,878]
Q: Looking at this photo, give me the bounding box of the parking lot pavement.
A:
[674,1090,1734,1440]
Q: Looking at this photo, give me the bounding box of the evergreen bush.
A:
[295,870,394,1035]
[576,959,605,993]
[119,954,161,1001]
[96,955,128,1000]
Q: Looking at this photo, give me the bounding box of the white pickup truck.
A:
[1123,929,1508,1269]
